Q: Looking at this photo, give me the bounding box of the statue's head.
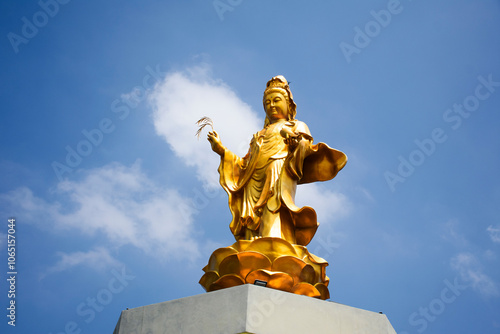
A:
[263,75,297,125]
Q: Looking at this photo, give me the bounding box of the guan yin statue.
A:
[199,75,347,300]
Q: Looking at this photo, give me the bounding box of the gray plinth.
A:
[113,284,396,334]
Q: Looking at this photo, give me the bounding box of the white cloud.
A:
[295,183,351,225]
[487,225,500,243]
[1,161,200,262]
[41,247,121,279]
[451,252,499,297]
[148,64,262,188]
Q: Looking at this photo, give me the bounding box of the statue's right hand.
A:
[207,131,225,156]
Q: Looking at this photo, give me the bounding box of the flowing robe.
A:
[218,119,347,246]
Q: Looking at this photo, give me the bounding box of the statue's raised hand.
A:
[207,131,225,156]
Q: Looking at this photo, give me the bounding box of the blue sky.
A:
[1,0,500,333]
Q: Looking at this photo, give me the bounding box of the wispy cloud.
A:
[487,225,500,243]
[1,161,201,262]
[40,247,121,279]
[451,252,499,297]
[441,219,469,247]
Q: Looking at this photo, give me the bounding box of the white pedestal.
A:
[113,284,396,334]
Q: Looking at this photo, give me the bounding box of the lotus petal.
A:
[230,240,253,252]
[219,252,271,278]
[199,271,219,291]
[206,247,238,272]
[290,282,321,298]
[245,269,294,292]
[299,264,317,284]
[210,274,245,291]
[272,256,318,284]
[245,237,298,261]
[314,283,330,300]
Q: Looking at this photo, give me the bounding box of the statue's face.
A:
[264,92,288,122]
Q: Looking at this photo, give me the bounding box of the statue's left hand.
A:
[281,128,300,148]
[284,135,300,149]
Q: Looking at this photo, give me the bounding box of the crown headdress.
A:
[266,75,289,89]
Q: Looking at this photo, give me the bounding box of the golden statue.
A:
[199,75,347,300]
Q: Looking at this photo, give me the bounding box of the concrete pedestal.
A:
[113,285,396,334]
